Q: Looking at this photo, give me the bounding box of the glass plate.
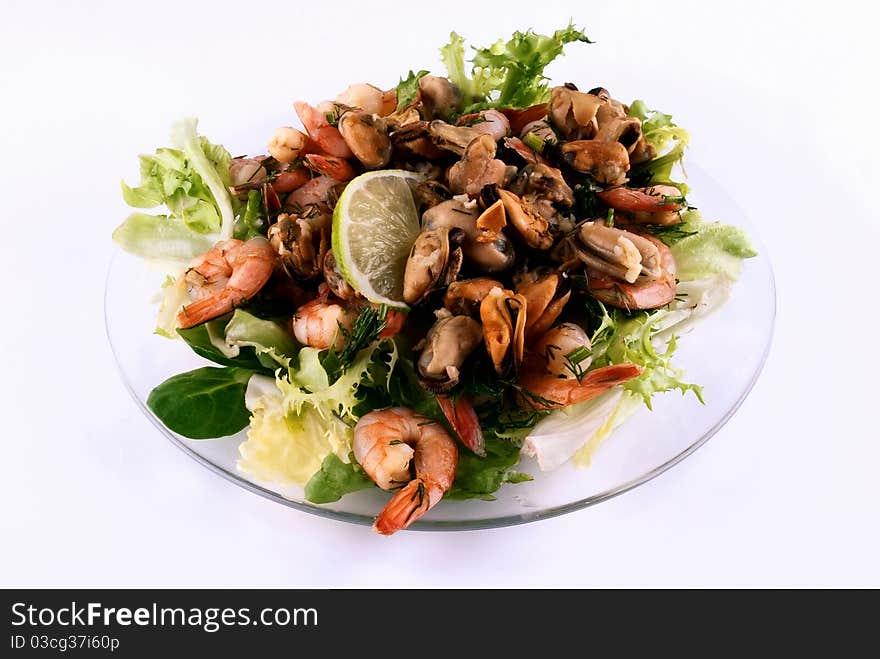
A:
[105,162,775,531]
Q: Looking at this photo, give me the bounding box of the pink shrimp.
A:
[177,238,276,328]
[335,83,397,116]
[353,407,458,535]
[500,103,549,136]
[587,234,678,310]
[457,109,510,141]
[291,296,358,350]
[517,323,642,409]
[504,136,553,167]
[304,153,358,181]
[378,309,407,339]
[294,101,354,159]
[518,363,642,409]
[286,175,342,207]
[271,167,311,194]
[437,395,484,456]
[598,185,684,212]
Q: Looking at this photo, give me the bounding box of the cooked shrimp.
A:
[286,175,341,207]
[353,407,458,535]
[602,184,684,226]
[519,363,642,409]
[177,238,276,328]
[270,167,311,194]
[597,184,684,214]
[501,103,548,136]
[587,234,677,310]
[268,126,309,164]
[304,153,358,181]
[516,322,642,409]
[291,295,357,350]
[335,83,397,116]
[294,100,354,158]
[528,322,593,377]
[229,157,267,189]
[457,109,510,141]
[379,309,406,339]
[437,395,484,457]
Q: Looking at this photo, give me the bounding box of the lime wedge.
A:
[332,170,423,308]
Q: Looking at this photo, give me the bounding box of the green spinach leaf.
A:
[446,437,530,500]
[147,366,253,439]
[177,317,266,371]
[304,453,375,504]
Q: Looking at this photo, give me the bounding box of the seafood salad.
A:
[113,26,756,534]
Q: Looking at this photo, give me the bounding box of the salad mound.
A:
[114,25,756,535]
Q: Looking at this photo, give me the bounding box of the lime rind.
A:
[332,170,423,309]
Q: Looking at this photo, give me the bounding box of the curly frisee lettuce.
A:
[441,25,592,112]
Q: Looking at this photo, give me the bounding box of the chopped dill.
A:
[572,181,602,220]
[644,223,699,246]
[563,346,592,382]
[321,304,388,382]
[605,208,615,227]
[338,304,387,365]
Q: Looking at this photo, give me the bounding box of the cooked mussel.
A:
[402,226,465,305]
[479,287,527,375]
[416,311,483,392]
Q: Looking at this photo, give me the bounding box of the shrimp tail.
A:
[270,168,311,195]
[304,154,358,181]
[294,101,354,159]
[437,395,485,457]
[519,363,643,410]
[373,479,435,536]
[177,290,244,329]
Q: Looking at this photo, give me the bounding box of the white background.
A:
[2,0,878,587]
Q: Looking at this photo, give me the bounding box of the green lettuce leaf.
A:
[628,100,691,191]
[112,212,216,262]
[591,304,703,409]
[446,437,529,501]
[396,69,429,108]
[671,222,758,282]
[572,391,643,467]
[441,25,591,112]
[304,453,374,504]
[233,189,266,240]
[154,274,191,338]
[440,32,476,104]
[223,309,298,368]
[171,118,235,239]
[237,341,391,488]
[114,119,236,261]
[524,388,626,471]
[239,374,355,487]
[177,309,298,371]
[648,209,757,281]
